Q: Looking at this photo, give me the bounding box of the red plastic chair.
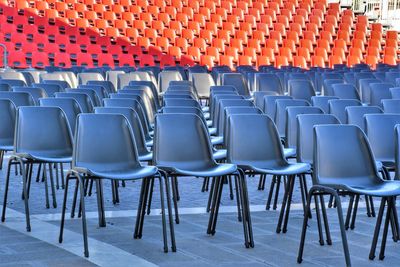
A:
[138,54,155,67]
[117,54,135,67]
[76,53,94,67]
[180,55,195,66]
[31,52,49,69]
[54,53,72,67]
[97,54,115,67]
[160,54,176,67]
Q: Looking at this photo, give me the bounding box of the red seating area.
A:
[0,0,399,69]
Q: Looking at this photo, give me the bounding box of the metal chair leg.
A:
[379,197,392,260]
[282,175,295,233]
[369,197,386,260]
[314,194,325,246]
[345,195,355,230]
[134,179,147,239]
[171,176,180,224]
[157,176,168,253]
[266,175,276,210]
[273,175,282,210]
[48,163,57,208]
[234,176,242,222]
[320,195,332,245]
[1,159,13,223]
[162,173,176,252]
[70,179,79,218]
[276,175,291,234]
[59,174,71,243]
[350,195,360,230]
[206,177,216,212]
[77,174,89,258]
[43,164,50,209]
[147,177,155,215]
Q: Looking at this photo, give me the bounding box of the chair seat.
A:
[15,151,72,163]
[81,165,158,180]
[208,127,217,135]
[284,148,296,158]
[238,162,311,175]
[139,152,153,162]
[163,163,237,177]
[324,179,400,197]
[211,136,223,145]
[213,149,226,160]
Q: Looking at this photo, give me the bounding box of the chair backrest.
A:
[297,114,340,164]
[286,106,323,148]
[161,106,208,129]
[369,82,393,107]
[313,124,380,186]
[0,99,16,150]
[253,91,278,110]
[32,83,63,97]
[288,79,316,102]
[226,114,286,166]
[328,99,362,123]
[77,72,104,85]
[73,114,141,171]
[390,87,400,99]
[346,106,383,131]
[15,106,73,158]
[275,99,310,137]
[192,73,215,98]
[311,96,338,113]
[164,98,201,109]
[106,70,125,91]
[331,83,360,100]
[222,73,250,96]
[43,80,71,90]
[87,80,115,94]
[66,88,101,107]
[39,97,82,133]
[263,95,292,119]
[322,79,344,96]
[0,83,10,91]
[129,80,160,109]
[365,114,400,163]
[211,94,243,123]
[153,113,216,170]
[382,99,400,114]
[94,107,150,157]
[217,99,254,136]
[158,71,183,93]
[79,84,109,100]
[254,73,283,95]
[119,88,157,123]
[359,78,381,104]
[55,92,94,113]
[0,79,27,88]
[0,91,35,107]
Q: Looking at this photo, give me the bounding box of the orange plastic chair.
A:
[347,55,361,67]
[206,46,220,62]
[297,47,310,62]
[322,23,335,35]
[329,55,343,68]
[126,28,139,42]
[371,23,383,32]
[349,47,363,60]
[238,55,252,66]
[293,15,306,29]
[266,39,279,54]
[314,47,329,62]
[175,38,188,52]
[156,37,170,52]
[160,54,176,67]
[176,13,189,27]
[384,47,397,56]
[194,38,207,52]
[302,31,316,45]
[334,39,348,52]
[332,47,346,61]
[368,39,381,50]
[387,30,398,40]
[139,54,155,67]
[383,55,397,66]
[205,22,218,35]
[279,47,293,62]
[163,29,176,42]
[137,37,151,48]
[269,30,283,43]
[200,30,213,43]
[365,55,379,69]
[230,39,244,52]
[168,46,182,59]
[275,56,289,68]
[247,39,261,50]
[169,21,182,32]
[261,47,275,63]
[257,56,271,68]
[311,55,325,68]
[366,46,380,58]
[187,47,201,61]
[219,55,234,69]
[212,38,226,52]
[260,14,274,28]
[317,39,331,53]
[300,39,314,53]
[337,30,351,45]
[243,47,257,61]
[200,55,215,70]
[386,39,398,49]
[293,56,307,69]
[282,39,296,52]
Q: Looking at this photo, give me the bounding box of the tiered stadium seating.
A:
[0,0,398,69]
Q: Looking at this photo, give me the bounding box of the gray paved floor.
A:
[0,155,399,266]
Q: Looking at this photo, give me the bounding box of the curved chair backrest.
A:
[365,114,400,163]
[128,80,160,107]
[192,73,215,99]
[263,95,292,119]
[79,84,109,100]
[87,80,115,94]
[288,79,316,102]
[332,83,360,100]
[0,71,27,83]
[153,113,215,170]
[328,99,362,123]
[12,86,48,105]
[0,99,16,150]
[311,96,339,113]
[345,106,383,131]
[254,73,283,95]
[211,94,243,122]
[0,79,27,88]
[297,114,340,164]
[66,88,101,107]
[359,78,381,104]
[390,87,400,99]
[109,93,153,125]
[169,81,193,87]
[32,83,63,97]
[226,114,286,166]
[94,107,150,157]
[385,72,400,85]
[313,125,379,186]
[382,99,400,114]
[286,106,323,148]
[0,83,10,91]
[395,124,400,179]
[39,97,82,133]
[369,82,393,107]
[158,71,183,93]
[103,98,151,140]
[161,106,208,128]
[164,99,201,109]
[15,106,73,157]
[210,85,237,94]
[106,70,125,91]
[253,91,278,110]
[275,99,310,137]
[355,72,376,90]
[322,79,344,96]
[222,73,250,96]
[0,91,35,107]
[344,72,356,86]
[43,80,71,90]
[77,72,104,85]
[73,114,140,171]
[55,92,94,113]
[217,99,254,136]
[121,86,157,117]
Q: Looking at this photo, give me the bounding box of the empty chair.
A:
[12,86,48,105]
[331,84,360,100]
[222,73,250,96]
[55,92,94,113]
[359,78,381,104]
[59,113,168,257]
[253,91,279,110]
[346,106,383,131]
[129,80,160,110]
[390,87,400,99]
[263,95,293,119]
[0,99,16,168]
[385,72,400,85]
[0,71,27,83]
[66,88,102,107]
[158,71,183,94]
[0,79,27,87]
[153,113,250,247]
[298,124,400,266]
[211,94,244,125]
[43,80,71,90]
[286,106,323,149]
[0,91,35,107]
[322,79,344,96]
[275,99,309,138]
[365,114,400,172]
[254,73,284,95]
[382,99,400,114]
[2,107,73,231]
[369,83,393,107]
[32,83,63,97]
[0,84,10,91]
[87,80,115,94]
[328,99,362,123]
[39,98,82,133]
[226,114,310,233]
[192,73,215,99]
[288,80,316,102]
[311,96,339,113]
[77,73,104,85]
